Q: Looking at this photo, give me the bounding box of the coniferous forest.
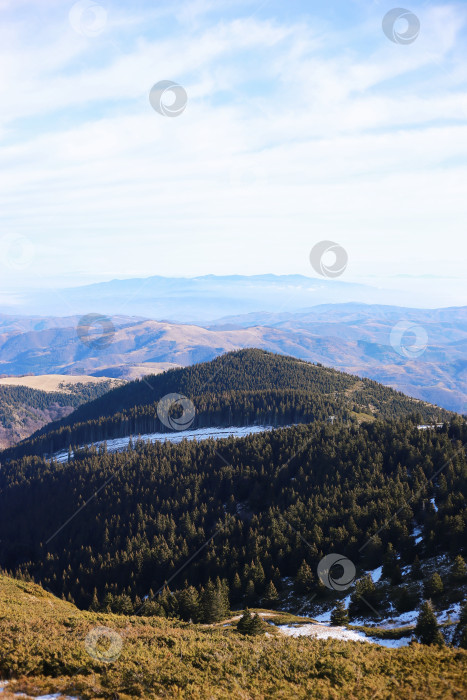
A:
[3,350,451,460]
[1,402,465,623]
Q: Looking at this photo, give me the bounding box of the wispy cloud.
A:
[0,1,466,305]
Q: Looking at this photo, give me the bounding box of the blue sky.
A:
[0,0,466,306]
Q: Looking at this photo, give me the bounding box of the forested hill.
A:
[2,349,451,460]
[0,380,119,449]
[1,418,466,617]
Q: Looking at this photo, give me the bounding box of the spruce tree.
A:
[263,580,279,608]
[382,543,397,579]
[330,600,349,626]
[249,613,266,635]
[414,601,444,646]
[450,555,467,582]
[411,555,423,581]
[231,572,242,602]
[423,572,444,599]
[294,560,314,594]
[237,609,253,635]
[245,579,255,605]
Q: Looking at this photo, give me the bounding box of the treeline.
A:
[0,417,465,617]
[2,349,451,460]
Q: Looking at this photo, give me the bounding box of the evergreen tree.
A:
[231,572,242,602]
[245,579,256,605]
[394,585,419,614]
[330,600,349,626]
[390,563,403,586]
[414,601,444,646]
[263,580,279,608]
[294,560,314,594]
[236,609,265,636]
[178,584,201,622]
[249,613,266,636]
[450,556,467,582]
[237,609,253,635]
[423,572,444,599]
[89,587,100,611]
[382,543,397,579]
[200,578,229,623]
[411,555,423,581]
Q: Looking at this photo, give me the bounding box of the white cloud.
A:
[0,1,465,304]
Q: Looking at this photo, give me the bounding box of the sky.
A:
[0,0,466,306]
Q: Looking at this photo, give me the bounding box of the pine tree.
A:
[245,579,255,604]
[237,609,253,635]
[178,584,201,622]
[89,587,100,611]
[414,601,444,646]
[201,578,229,623]
[249,613,266,635]
[330,600,349,626]
[237,609,265,636]
[231,572,242,602]
[382,543,397,579]
[423,572,444,599]
[411,555,423,580]
[390,563,403,586]
[263,580,279,608]
[294,560,314,594]
[450,555,467,582]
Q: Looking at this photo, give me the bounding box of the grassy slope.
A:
[1,575,466,700]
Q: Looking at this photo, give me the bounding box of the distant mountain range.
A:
[5,274,434,322]
[0,302,465,412]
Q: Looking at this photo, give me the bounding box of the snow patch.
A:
[277,623,409,647]
[51,425,281,463]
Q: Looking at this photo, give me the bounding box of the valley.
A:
[1,351,465,699]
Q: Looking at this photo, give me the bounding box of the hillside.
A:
[1,574,466,699]
[1,415,465,621]
[1,350,451,460]
[0,378,122,449]
[0,305,465,411]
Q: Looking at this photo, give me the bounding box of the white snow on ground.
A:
[369,566,383,583]
[436,602,462,623]
[0,684,78,698]
[51,425,279,463]
[380,610,418,628]
[277,623,409,647]
[430,497,439,512]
